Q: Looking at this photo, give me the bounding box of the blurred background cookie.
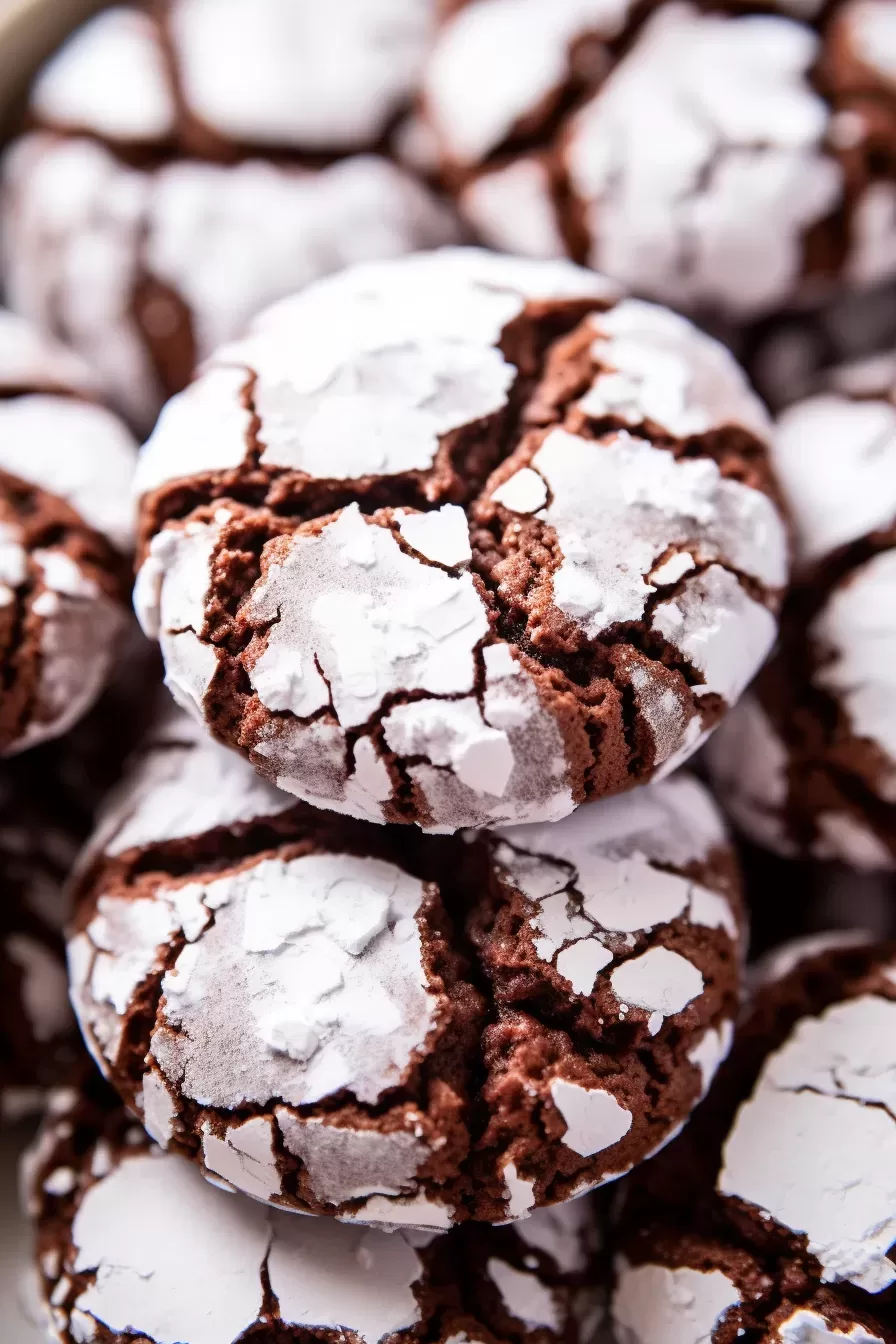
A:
[0,0,458,429]
[67,710,743,1225]
[708,351,896,869]
[0,310,136,756]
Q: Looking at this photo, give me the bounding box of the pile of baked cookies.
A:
[1,2,895,1342]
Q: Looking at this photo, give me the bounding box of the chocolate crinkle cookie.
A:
[422,0,896,323]
[0,0,457,429]
[610,937,896,1343]
[23,1072,604,1344]
[66,708,743,1226]
[707,351,896,869]
[134,247,788,832]
[0,310,136,756]
[0,768,79,1123]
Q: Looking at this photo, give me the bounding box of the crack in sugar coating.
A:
[24,1072,604,1344]
[134,249,787,831]
[0,0,459,429]
[707,352,896,868]
[0,312,137,756]
[66,712,744,1224]
[615,938,896,1343]
[425,0,896,322]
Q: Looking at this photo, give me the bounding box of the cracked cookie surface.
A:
[24,1070,605,1344]
[67,708,744,1225]
[134,248,787,831]
[613,937,896,1343]
[423,0,896,323]
[0,1,455,429]
[0,310,136,755]
[707,351,896,869]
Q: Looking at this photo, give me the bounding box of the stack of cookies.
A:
[0,4,894,1344]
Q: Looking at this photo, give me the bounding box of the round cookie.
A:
[67,708,744,1225]
[706,351,896,868]
[613,938,896,1342]
[0,767,79,1123]
[0,2,456,429]
[133,246,788,831]
[0,310,136,756]
[422,0,896,323]
[23,1073,604,1344]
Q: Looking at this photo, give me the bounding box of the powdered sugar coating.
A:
[31,7,175,142]
[85,711,292,861]
[773,1308,885,1342]
[565,5,840,319]
[171,0,433,151]
[488,773,739,1149]
[0,396,136,552]
[612,1261,742,1344]
[139,246,612,492]
[705,355,896,865]
[2,137,459,428]
[74,851,439,1118]
[0,309,97,399]
[718,993,896,1292]
[433,2,855,320]
[773,391,896,567]
[31,1094,602,1344]
[425,0,634,166]
[549,1079,633,1157]
[136,248,782,828]
[4,540,127,757]
[706,692,802,859]
[839,0,896,86]
[812,551,896,798]
[501,422,783,649]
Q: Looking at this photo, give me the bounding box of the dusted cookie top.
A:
[134,247,787,832]
[67,710,743,1225]
[424,0,896,321]
[0,311,136,755]
[617,938,896,1342]
[24,1074,604,1344]
[707,353,896,868]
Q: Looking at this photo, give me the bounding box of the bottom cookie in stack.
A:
[611,937,896,1343]
[65,711,744,1227]
[23,1069,604,1344]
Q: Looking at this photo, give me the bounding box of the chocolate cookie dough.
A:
[0,310,136,755]
[0,767,79,1123]
[134,247,788,831]
[707,352,896,868]
[1,2,456,429]
[67,709,743,1225]
[24,1072,604,1344]
[611,937,896,1342]
[423,0,896,323]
